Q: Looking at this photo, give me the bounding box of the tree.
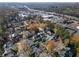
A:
[54,25,70,41]
[70,35,79,48]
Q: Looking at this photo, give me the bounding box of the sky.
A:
[0,0,79,2]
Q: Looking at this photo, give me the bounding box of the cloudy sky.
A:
[0,0,79,2]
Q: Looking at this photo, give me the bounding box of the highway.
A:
[23,7,79,35]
